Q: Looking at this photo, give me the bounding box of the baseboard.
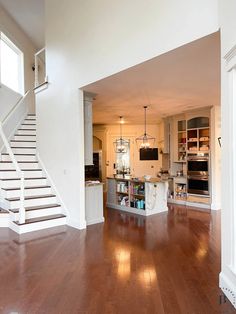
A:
[36,153,69,219]
[219,271,236,308]
[86,217,105,226]
[67,217,87,230]
[210,202,221,210]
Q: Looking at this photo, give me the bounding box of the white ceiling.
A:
[83,32,220,125]
[0,0,45,49]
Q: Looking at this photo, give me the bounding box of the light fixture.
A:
[113,116,130,153]
[136,106,155,149]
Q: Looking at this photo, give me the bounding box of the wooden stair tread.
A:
[27,114,36,116]
[1,153,36,156]
[25,118,36,121]
[6,194,56,202]
[11,146,36,149]
[0,177,46,181]
[21,124,36,126]
[14,134,36,136]
[18,129,36,131]
[11,140,36,143]
[0,161,38,163]
[14,214,66,226]
[0,169,42,172]
[10,203,60,213]
[3,185,50,191]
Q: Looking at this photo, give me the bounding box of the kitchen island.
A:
[107,177,168,216]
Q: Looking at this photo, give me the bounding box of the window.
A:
[116,140,131,174]
[0,32,24,94]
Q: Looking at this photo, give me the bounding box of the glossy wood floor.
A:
[0,205,235,314]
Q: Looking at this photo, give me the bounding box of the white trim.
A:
[67,217,87,230]
[34,82,48,94]
[36,153,70,219]
[219,272,236,308]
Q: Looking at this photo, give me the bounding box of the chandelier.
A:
[136,106,155,149]
[113,116,130,153]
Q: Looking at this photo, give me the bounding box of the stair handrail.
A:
[0,90,30,224]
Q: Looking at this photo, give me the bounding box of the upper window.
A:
[0,32,24,94]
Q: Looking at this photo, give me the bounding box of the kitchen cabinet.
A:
[85,183,104,225]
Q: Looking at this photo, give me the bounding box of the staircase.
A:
[0,114,66,234]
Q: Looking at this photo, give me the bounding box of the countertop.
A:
[85,181,104,187]
[107,177,168,184]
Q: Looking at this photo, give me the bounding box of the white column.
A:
[220,45,236,308]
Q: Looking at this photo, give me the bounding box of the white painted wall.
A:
[0,84,27,150]
[104,124,162,178]
[0,5,36,112]
[219,0,236,308]
[0,84,20,122]
[37,0,219,229]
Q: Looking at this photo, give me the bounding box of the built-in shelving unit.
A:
[107,178,168,216]
[170,114,211,209]
[177,120,187,162]
[187,127,210,152]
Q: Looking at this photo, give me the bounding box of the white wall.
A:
[219,0,236,308]
[37,0,219,229]
[0,84,28,153]
[103,124,162,178]
[0,5,36,112]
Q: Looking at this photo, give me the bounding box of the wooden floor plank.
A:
[0,204,235,313]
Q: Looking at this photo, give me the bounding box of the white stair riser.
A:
[0,170,43,179]
[23,120,36,125]
[20,124,36,130]
[1,155,37,162]
[9,217,66,234]
[0,162,39,170]
[10,206,61,221]
[7,196,57,209]
[17,130,36,136]
[14,135,36,141]
[0,178,47,188]
[11,141,36,148]
[3,187,52,198]
[11,148,36,154]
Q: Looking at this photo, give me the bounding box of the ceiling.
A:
[0,0,45,49]
[83,32,220,125]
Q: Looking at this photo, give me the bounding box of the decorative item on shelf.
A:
[113,116,130,153]
[136,106,155,149]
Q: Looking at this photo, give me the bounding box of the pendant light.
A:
[113,116,130,153]
[136,106,155,149]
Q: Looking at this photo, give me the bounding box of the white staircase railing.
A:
[0,90,30,224]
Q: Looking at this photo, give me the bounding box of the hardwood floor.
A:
[0,205,235,313]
